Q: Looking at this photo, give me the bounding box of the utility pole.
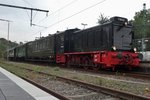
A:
[0,19,12,60]
[0,3,49,26]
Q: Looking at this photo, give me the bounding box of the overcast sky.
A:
[0,0,149,43]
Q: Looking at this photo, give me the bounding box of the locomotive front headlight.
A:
[133,47,137,52]
[112,46,116,51]
[124,22,128,26]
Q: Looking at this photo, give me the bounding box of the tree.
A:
[133,8,150,39]
[97,14,109,25]
[0,38,18,58]
[133,5,150,51]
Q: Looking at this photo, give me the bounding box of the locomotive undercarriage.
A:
[56,51,140,71]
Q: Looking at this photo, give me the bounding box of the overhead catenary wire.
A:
[21,0,33,20]
[10,0,30,20]
[11,0,33,19]
[32,11,38,21]
[21,0,38,21]
[21,0,33,7]
[46,0,107,29]
[29,0,79,36]
[37,0,78,24]
[30,0,107,37]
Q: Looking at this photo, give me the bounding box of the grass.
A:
[0,60,149,97]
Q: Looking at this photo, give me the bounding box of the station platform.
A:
[0,67,59,100]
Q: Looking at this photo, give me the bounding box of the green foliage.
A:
[133,7,150,51]
[97,13,109,25]
[0,38,18,58]
[133,9,150,39]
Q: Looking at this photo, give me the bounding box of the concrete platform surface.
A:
[0,67,59,100]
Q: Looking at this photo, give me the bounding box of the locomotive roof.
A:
[74,16,129,33]
[26,28,79,44]
[55,28,80,34]
[74,21,112,33]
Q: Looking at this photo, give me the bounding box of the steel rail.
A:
[126,72,150,80]
[61,67,150,80]
[7,69,71,100]
[19,67,150,100]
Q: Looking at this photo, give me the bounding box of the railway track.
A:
[126,72,150,80]
[29,61,150,80]
[60,67,150,81]
[6,66,150,100]
[16,61,150,80]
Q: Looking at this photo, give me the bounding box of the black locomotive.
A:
[7,16,141,70]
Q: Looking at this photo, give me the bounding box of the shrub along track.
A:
[0,62,149,100]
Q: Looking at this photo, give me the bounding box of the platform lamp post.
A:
[81,23,87,29]
[0,19,12,61]
[141,3,146,53]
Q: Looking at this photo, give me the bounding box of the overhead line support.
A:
[0,3,49,26]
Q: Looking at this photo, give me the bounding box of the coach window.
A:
[40,41,42,49]
[47,38,49,48]
[37,42,39,51]
[45,39,47,49]
[43,40,45,49]
[40,40,42,49]
[34,43,36,51]
[50,38,52,47]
